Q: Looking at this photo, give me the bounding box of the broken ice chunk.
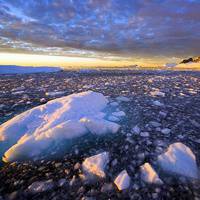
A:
[114,170,131,190]
[82,152,109,178]
[150,90,165,97]
[116,96,130,102]
[140,163,163,184]
[112,111,126,117]
[157,142,199,179]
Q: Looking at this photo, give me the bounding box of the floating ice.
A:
[114,170,131,190]
[0,91,122,162]
[116,96,130,102]
[150,90,165,97]
[150,121,161,127]
[112,111,126,117]
[108,116,120,122]
[82,152,109,178]
[132,125,140,134]
[12,90,25,95]
[161,128,171,134]
[140,132,149,137]
[157,142,199,179]
[45,91,66,96]
[28,180,54,193]
[153,100,164,107]
[80,117,120,135]
[110,102,119,107]
[140,163,163,184]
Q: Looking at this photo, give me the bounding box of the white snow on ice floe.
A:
[157,142,199,179]
[0,91,122,162]
[114,170,131,191]
[82,152,109,178]
[80,118,120,135]
[140,163,163,184]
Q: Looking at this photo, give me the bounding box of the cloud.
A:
[0,1,37,23]
[0,0,199,62]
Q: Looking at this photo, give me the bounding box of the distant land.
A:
[180,56,200,64]
[174,56,200,70]
[0,56,200,74]
[0,65,62,74]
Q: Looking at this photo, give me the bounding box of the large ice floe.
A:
[158,142,199,179]
[0,91,122,162]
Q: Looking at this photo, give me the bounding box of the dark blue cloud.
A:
[0,0,200,59]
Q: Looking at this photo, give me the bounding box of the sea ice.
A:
[140,163,163,184]
[12,91,25,95]
[161,128,171,134]
[0,91,122,162]
[153,100,164,107]
[82,152,109,178]
[150,90,165,97]
[80,117,120,135]
[157,142,199,179]
[114,170,131,190]
[140,132,149,137]
[45,91,66,96]
[116,96,130,102]
[28,180,54,193]
[112,111,126,117]
[132,125,140,134]
[110,102,119,107]
[108,116,120,122]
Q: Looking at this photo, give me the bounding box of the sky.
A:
[0,0,200,68]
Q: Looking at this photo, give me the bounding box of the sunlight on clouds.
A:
[0,0,199,64]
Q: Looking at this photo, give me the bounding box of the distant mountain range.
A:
[0,65,62,74]
[180,56,200,64]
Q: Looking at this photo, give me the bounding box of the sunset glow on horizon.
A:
[0,53,138,68]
